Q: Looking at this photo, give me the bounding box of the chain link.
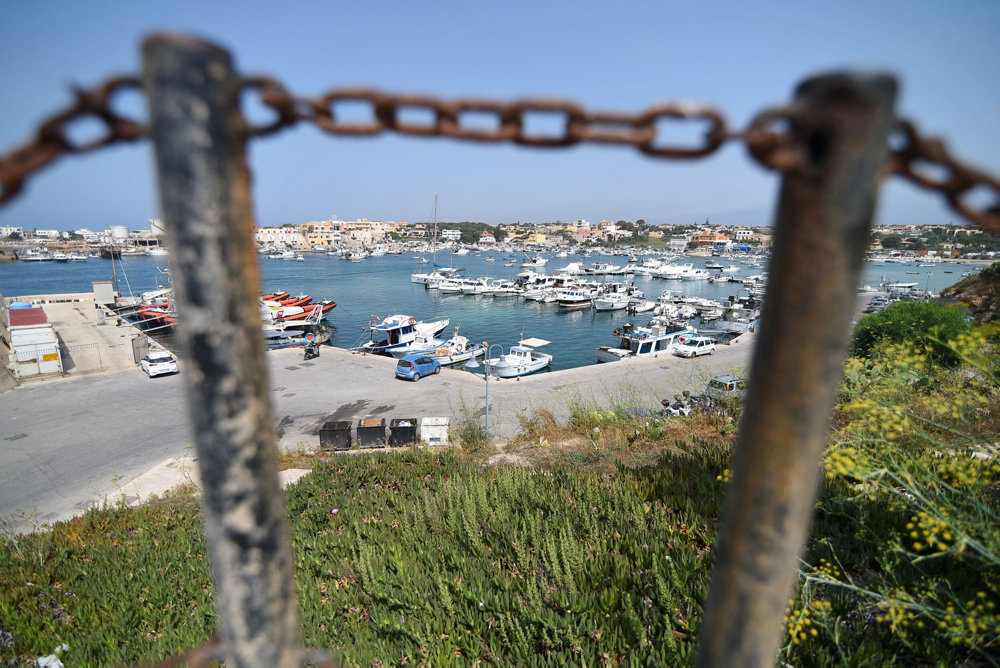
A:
[1,74,997,229]
[885,119,1000,229]
[0,76,145,206]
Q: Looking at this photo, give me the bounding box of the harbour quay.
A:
[0,287,756,533]
[0,292,159,391]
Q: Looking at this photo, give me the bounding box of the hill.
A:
[940,262,1000,322]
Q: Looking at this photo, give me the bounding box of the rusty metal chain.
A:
[1,74,998,230]
[0,76,145,206]
[884,119,1000,229]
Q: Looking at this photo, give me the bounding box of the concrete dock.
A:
[0,293,757,533]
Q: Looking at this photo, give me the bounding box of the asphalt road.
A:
[0,335,755,533]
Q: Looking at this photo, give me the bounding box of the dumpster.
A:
[357,417,386,448]
[420,417,450,446]
[319,421,352,452]
[389,418,418,447]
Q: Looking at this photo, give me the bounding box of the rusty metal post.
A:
[694,73,897,666]
[142,35,302,666]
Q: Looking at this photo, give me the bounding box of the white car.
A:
[140,351,179,377]
[673,335,716,358]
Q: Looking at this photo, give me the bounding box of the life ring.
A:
[305,333,315,342]
[612,328,621,336]
[678,336,686,343]
[640,332,648,340]
[408,317,416,325]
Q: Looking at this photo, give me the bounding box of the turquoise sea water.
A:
[0,252,982,372]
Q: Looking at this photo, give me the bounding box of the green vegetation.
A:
[1,312,996,665]
[851,299,972,365]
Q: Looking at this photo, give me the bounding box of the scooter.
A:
[303,343,320,361]
[660,395,692,417]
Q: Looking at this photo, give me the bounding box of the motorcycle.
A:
[660,395,692,417]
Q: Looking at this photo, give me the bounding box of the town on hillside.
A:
[2,218,998,261]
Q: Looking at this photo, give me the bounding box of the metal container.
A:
[388,418,418,447]
[420,417,449,446]
[357,417,386,449]
[319,420,352,452]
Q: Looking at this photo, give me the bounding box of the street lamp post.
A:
[476,343,505,443]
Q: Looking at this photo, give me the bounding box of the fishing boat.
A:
[426,333,488,366]
[626,299,657,313]
[484,337,552,378]
[386,330,447,358]
[356,314,450,356]
[262,303,331,349]
[520,254,548,269]
[595,318,695,363]
[556,288,596,309]
[261,298,336,321]
[263,323,331,349]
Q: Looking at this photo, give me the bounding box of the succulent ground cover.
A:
[1,303,996,665]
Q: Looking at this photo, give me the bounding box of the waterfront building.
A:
[255,225,308,247]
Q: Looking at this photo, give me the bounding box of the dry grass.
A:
[506,407,738,474]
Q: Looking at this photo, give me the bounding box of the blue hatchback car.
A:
[395,353,441,381]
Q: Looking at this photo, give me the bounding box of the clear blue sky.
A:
[1,1,998,231]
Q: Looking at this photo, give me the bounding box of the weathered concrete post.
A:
[695,73,898,666]
[142,34,302,666]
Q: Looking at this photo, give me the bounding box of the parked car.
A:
[673,335,716,358]
[140,351,179,377]
[395,353,441,381]
[706,374,746,401]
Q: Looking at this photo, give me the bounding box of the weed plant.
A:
[780,321,999,665]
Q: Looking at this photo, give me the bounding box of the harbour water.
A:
[0,251,983,372]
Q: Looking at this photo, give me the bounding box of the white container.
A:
[420,417,450,446]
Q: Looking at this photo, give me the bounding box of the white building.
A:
[74,229,101,242]
[669,235,690,252]
[735,229,754,241]
[0,305,62,379]
[440,229,462,241]
[255,226,308,247]
[33,229,61,239]
[1,225,23,238]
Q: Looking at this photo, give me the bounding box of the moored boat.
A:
[426,333,487,366]
[595,318,694,363]
[356,314,451,356]
[484,337,552,378]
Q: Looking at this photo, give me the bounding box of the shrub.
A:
[851,299,971,365]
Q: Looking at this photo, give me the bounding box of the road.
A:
[0,334,755,533]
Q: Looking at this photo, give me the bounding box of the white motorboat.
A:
[426,334,487,366]
[484,338,552,378]
[487,280,520,297]
[520,255,548,269]
[596,319,695,363]
[593,293,630,311]
[626,299,657,313]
